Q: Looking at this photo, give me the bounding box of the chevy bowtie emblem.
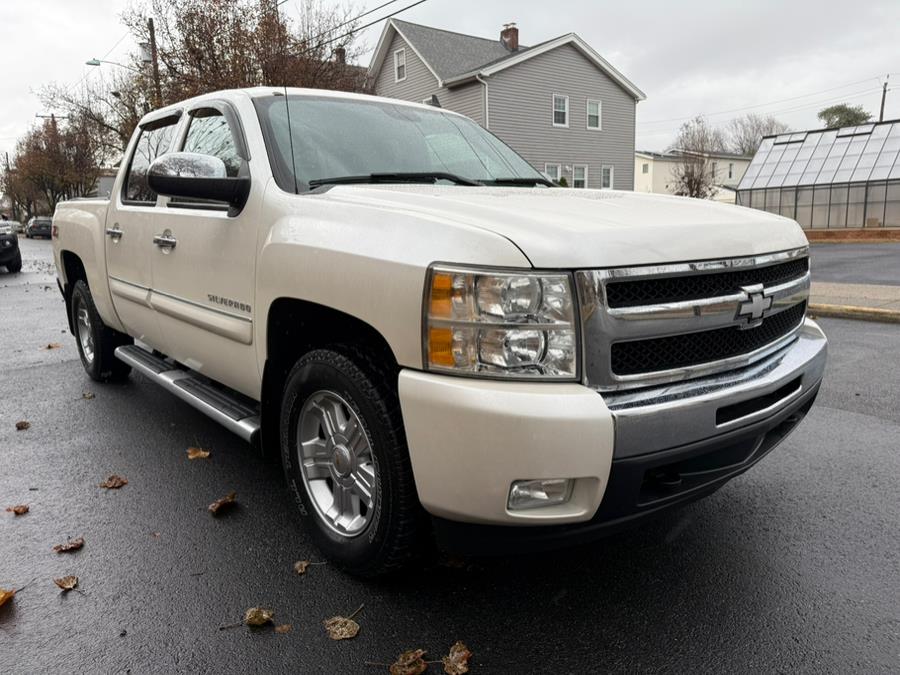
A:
[736,283,772,328]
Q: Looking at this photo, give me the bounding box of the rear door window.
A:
[123,117,180,204]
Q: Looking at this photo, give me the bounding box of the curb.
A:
[809,303,900,324]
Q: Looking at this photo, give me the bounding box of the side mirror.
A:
[148,152,250,214]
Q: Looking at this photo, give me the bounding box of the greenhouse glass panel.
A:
[795,188,813,229]
[812,187,830,228]
[828,185,848,228]
[885,183,900,227]
[779,187,796,219]
[865,183,886,227]
[847,185,866,227]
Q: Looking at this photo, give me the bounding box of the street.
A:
[810,243,900,286]
[2,237,899,673]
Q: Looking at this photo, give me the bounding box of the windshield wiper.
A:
[308,172,482,188]
[480,177,554,187]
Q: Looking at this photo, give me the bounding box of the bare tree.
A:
[6,115,104,215]
[41,0,368,159]
[668,116,727,199]
[728,113,790,155]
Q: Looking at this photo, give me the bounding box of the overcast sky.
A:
[1,0,897,162]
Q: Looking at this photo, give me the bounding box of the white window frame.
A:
[728,162,734,179]
[394,48,407,83]
[544,163,561,182]
[600,165,614,189]
[552,94,569,128]
[642,163,649,174]
[573,164,588,188]
[586,99,602,130]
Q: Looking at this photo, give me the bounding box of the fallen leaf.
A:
[324,616,360,640]
[390,649,428,675]
[442,641,472,675]
[53,537,85,553]
[44,343,62,350]
[0,588,14,609]
[6,504,29,516]
[82,392,95,400]
[99,474,128,489]
[15,420,30,431]
[150,531,161,538]
[187,447,210,460]
[293,560,310,575]
[244,606,274,627]
[208,491,237,515]
[274,624,292,634]
[53,575,79,592]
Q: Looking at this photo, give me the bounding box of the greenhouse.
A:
[736,119,900,229]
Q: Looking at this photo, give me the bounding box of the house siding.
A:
[486,44,636,190]
[373,32,485,125]
[373,32,440,102]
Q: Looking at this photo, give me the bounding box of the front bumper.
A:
[399,319,827,545]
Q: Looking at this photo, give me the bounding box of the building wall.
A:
[372,32,485,125]
[486,43,636,190]
[635,156,751,200]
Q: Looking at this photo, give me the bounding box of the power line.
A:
[304,0,405,44]
[291,0,430,56]
[639,75,883,126]
[637,87,883,139]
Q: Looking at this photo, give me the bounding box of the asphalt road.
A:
[810,243,900,286]
[2,237,899,673]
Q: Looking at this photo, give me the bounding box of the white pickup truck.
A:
[52,88,826,575]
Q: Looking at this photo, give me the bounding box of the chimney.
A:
[500,23,519,51]
[334,46,346,64]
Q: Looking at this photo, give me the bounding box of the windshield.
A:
[254,95,544,192]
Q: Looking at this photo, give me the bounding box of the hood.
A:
[312,185,808,268]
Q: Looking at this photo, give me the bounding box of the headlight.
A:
[424,265,579,379]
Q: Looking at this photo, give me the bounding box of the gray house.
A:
[368,20,645,190]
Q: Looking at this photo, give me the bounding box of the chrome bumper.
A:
[602,318,827,459]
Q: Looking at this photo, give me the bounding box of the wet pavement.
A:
[1,237,899,673]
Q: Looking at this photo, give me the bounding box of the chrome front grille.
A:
[576,248,810,391]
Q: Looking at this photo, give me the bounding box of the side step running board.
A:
[115,345,260,443]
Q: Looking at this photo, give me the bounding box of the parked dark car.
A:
[25,216,52,239]
[0,220,22,273]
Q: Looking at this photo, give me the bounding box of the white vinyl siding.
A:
[573,165,588,188]
[394,48,407,82]
[544,163,561,181]
[601,165,613,189]
[587,99,601,130]
[552,94,569,127]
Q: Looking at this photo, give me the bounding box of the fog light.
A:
[508,478,573,510]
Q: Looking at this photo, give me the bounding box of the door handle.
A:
[153,232,177,250]
[105,225,123,241]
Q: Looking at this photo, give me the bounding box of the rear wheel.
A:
[279,347,428,576]
[70,280,132,382]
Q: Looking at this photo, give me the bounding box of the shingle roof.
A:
[391,19,526,81]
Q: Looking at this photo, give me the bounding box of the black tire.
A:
[6,252,21,273]
[279,347,428,576]
[69,280,132,382]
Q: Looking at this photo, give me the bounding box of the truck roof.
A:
[138,87,467,128]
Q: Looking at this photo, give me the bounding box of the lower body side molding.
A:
[114,344,260,443]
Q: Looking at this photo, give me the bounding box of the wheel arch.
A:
[60,250,88,333]
[259,297,401,456]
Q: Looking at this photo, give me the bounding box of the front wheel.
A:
[70,280,132,382]
[6,252,21,273]
[279,348,428,576]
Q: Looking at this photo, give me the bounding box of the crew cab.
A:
[52,88,826,575]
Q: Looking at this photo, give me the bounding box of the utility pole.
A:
[148,18,163,108]
[879,74,890,123]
